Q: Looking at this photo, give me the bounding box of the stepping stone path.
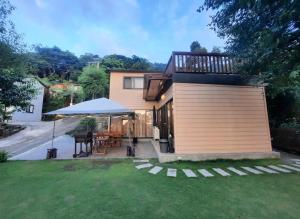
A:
[167,168,177,177]
[182,169,197,178]
[148,166,163,175]
[267,165,291,173]
[290,159,300,162]
[241,167,263,174]
[227,167,247,176]
[292,164,300,168]
[254,166,279,174]
[135,163,153,170]
[198,169,214,177]
[212,168,231,176]
[279,164,300,172]
[133,159,149,163]
[133,160,299,179]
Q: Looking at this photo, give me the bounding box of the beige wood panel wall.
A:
[109,72,157,110]
[173,83,272,154]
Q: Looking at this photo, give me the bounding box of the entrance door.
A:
[160,105,168,139]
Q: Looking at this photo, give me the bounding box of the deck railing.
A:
[164,52,240,76]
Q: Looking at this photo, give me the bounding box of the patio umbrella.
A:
[44,98,134,154]
[45,97,133,115]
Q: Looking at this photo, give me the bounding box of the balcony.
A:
[143,51,242,101]
[164,51,239,76]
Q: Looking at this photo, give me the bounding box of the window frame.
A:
[25,105,34,113]
[123,77,144,89]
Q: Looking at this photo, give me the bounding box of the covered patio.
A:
[9,135,157,160]
[42,98,156,159]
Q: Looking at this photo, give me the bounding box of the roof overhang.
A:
[143,73,171,101]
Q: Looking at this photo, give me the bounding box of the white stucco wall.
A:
[11,79,45,122]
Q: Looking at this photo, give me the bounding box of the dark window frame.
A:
[123,77,144,89]
[25,105,34,113]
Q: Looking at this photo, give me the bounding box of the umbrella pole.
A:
[51,119,56,149]
[108,115,111,133]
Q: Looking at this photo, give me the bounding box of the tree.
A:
[190,41,207,53]
[211,46,221,53]
[199,0,300,127]
[130,55,151,70]
[78,66,108,99]
[100,54,152,72]
[0,0,36,121]
[78,53,100,67]
[28,46,80,81]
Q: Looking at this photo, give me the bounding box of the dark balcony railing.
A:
[164,52,240,76]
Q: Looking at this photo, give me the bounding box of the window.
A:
[123,77,144,89]
[25,105,34,113]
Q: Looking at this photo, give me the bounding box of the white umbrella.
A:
[44,97,133,115]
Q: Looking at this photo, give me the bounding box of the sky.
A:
[10,0,225,63]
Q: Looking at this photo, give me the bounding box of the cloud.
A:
[73,25,135,57]
[34,0,47,9]
[11,0,225,62]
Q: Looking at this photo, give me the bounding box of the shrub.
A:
[0,151,8,162]
[66,117,97,136]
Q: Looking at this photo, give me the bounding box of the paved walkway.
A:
[0,117,79,157]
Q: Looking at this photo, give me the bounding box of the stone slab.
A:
[135,163,153,170]
[148,166,163,175]
[279,164,300,172]
[212,168,231,176]
[182,169,197,178]
[241,167,263,174]
[167,168,177,177]
[254,166,279,174]
[133,159,149,163]
[292,164,300,168]
[227,167,247,176]
[267,165,291,173]
[290,159,300,162]
[197,169,214,177]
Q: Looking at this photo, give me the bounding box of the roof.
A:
[109,69,163,74]
[30,77,49,88]
[44,97,133,115]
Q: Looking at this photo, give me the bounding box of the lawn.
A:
[0,159,300,219]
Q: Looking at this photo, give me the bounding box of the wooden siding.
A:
[173,83,272,154]
[109,72,157,110]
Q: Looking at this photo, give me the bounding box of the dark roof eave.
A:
[109,69,163,74]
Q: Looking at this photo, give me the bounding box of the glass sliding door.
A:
[119,110,153,138]
[157,99,174,152]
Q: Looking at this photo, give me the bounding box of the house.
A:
[109,52,278,162]
[11,78,46,122]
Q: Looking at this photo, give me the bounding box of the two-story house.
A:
[109,52,278,162]
[11,78,46,123]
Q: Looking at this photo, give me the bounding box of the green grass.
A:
[0,159,300,219]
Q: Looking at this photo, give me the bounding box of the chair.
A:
[94,132,110,154]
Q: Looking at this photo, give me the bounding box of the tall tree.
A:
[78,66,108,99]
[0,0,36,121]
[28,46,80,80]
[199,0,300,126]
[190,41,207,53]
[211,46,221,53]
[100,54,152,72]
